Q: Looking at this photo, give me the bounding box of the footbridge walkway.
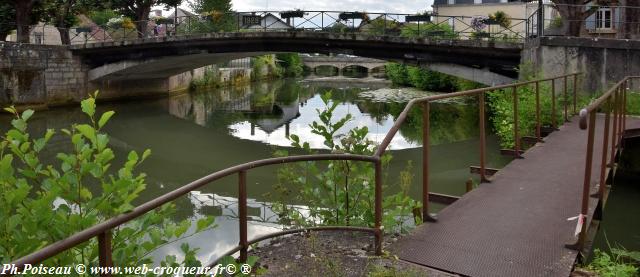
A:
[8,74,640,277]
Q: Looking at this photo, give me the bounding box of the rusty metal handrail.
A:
[10,72,582,274]
[569,76,639,251]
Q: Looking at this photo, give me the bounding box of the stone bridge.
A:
[300,56,387,73]
[72,32,523,86]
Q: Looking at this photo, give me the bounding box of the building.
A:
[583,1,640,39]
[432,0,556,38]
[238,13,293,31]
[4,15,109,45]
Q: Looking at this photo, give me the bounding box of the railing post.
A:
[564,75,569,122]
[535,81,542,142]
[611,89,619,165]
[422,102,437,222]
[568,111,596,252]
[479,92,489,182]
[513,86,521,158]
[598,99,611,202]
[551,79,557,129]
[238,170,248,262]
[374,160,383,255]
[573,74,578,114]
[623,80,628,132]
[98,231,113,277]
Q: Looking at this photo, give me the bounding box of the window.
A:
[595,7,612,29]
[33,32,43,44]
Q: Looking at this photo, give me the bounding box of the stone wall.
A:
[0,42,87,106]
[523,37,640,94]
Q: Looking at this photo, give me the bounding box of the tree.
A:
[0,3,14,41]
[111,0,182,38]
[188,0,234,32]
[41,0,104,45]
[620,0,640,39]
[8,0,44,43]
[551,0,606,36]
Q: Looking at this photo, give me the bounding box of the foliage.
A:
[587,249,639,277]
[488,11,511,28]
[325,22,355,34]
[188,0,234,32]
[89,9,120,26]
[111,0,182,37]
[190,66,221,90]
[0,2,15,41]
[361,17,401,36]
[266,92,421,232]
[0,92,216,269]
[549,16,564,29]
[384,63,460,92]
[251,55,283,81]
[471,16,488,32]
[40,0,105,44]
[627,92,640,115]
[400,22,457,39]
[275,53,304,77]
[487,66,591,149]
[107,16,136,30]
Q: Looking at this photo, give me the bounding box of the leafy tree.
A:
[0,3,15,41]
[551,0,607,36]
[111,0,182,38]
[187,0,234,32]
[275,53,304,77]
[41,0,105,45]
[7,0,44,43]
[0,92,216,268]
[88,9,120,26]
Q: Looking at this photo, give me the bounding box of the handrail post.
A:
[238,170,248,262]
[551,79,557,129]
[422,102,437,222]
[374,160,383,255]
[479,92,489,182]
[610,89,619,165]
[535,81,542,142]
[513,86,521,158]
[598,99,611,201]
[623,80,627,132]
[567,111,596,251]
[573,74,578,114]
[98,231,113,277]
[564,75,569,122]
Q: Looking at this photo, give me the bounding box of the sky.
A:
[171,0,433,14]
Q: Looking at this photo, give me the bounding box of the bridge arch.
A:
[74,32,521,85]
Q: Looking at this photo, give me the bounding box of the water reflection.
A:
[0,78,511,266]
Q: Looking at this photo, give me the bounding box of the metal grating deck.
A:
[391,115,640,277]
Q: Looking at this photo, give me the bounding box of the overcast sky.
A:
[171,0,433,14]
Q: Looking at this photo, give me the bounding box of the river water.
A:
[1,77,513,264]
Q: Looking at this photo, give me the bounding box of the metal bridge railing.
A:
[571,76,640,251]
[2,10,528,45]
[8,72,582,276]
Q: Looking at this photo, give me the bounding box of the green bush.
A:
[385,62,464,92]
[0,92,216,268]
[587,249,639,277]
[400,23,457,39]
[266,92,421,233]
[276,53,304,77]
[627,92,640,115]
[190,66,221,90]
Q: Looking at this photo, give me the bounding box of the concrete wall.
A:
[522,37,640,94]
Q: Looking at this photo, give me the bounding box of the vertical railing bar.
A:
[573,74,578,114]
[479,92,488,182]
[535,81,542,142]
[576,112,597,251]
[513,86,521,158]
[238,170,248,262]
[618,86,623,145]
[623,80,627,132]
[610,89,619,165]
[564,75,569,122]
[422,102,436,222]
[551,79,557,129]
[598,99,611,201]
[374,160,383,255]
[98,231,113,277]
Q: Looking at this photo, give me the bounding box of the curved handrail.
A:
[9,154,378,269]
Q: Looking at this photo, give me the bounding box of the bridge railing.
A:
[8,72,582,275]
[2,10,528,45]
[571,76,640,251]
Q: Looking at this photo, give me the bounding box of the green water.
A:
[1,78,512,263]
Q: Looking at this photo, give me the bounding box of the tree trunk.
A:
[14,1,33,43]
[622,0,640,38]
[135,5,152,38]
[57,27,71,45]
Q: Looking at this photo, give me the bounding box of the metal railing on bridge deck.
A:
[8,72,582,276]
[2,11,528,46]
[571,76,640,251]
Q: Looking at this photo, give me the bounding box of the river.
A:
[0,77,513,264]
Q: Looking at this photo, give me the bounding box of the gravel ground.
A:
[248,230,458,277]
